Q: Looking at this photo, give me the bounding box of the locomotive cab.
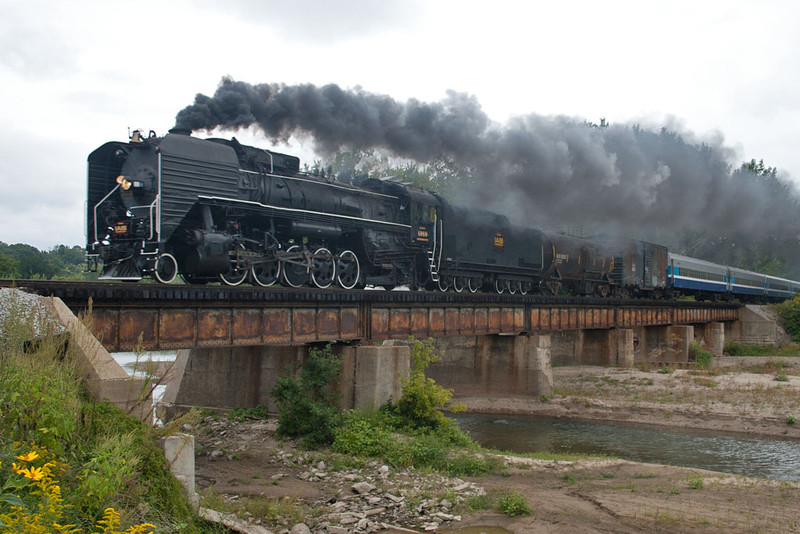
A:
[408,191,440,246]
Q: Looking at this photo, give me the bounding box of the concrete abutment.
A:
[162,344,410,414]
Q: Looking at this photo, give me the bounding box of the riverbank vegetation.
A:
[270,339,508,479]
[0,293,221,533]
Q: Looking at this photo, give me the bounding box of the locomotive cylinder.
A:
[181,230,232,274]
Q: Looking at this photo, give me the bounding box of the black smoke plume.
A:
[175,78,800,243]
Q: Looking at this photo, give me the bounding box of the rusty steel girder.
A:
[87,302,738,352]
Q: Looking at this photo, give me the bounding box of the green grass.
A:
[724,342,800,357]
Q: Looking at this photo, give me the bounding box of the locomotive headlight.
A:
[116,175,132,191]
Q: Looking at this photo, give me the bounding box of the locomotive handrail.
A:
[92,183,122,243]
[123,197,160,241]
[436,217,443,273]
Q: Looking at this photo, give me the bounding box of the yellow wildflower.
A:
[20,466,45,481]
[15,451,40,462]
[12,462,23,474]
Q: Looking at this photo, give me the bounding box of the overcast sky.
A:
[2,0,800,249]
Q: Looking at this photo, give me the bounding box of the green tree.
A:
[0,252,19,278]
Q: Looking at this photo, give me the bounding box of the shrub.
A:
[776,296,800,342]
[384,338,465,431]
[271,344,343,447]
[332,414,392,457]
[689,343,713,370]
[497,490,533,516]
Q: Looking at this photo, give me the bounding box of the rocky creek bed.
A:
[192,357,800,534]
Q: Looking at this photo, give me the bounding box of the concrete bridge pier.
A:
[632,325,694,364]
[551,328,635,367]
[427,334,553,399]
[695,321,725,357]
[161,343,409,415]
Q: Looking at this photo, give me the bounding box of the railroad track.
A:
[0,279,741,310]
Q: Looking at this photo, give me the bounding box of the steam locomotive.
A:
[85,130,800,302]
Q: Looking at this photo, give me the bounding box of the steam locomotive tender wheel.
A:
[336,250,360,290]
[250,256,281,287]
[310,247,336,289]
[468,277,481,293]
[452,276,466,293]
[495,279,505,294]
[282,245,309,288]
[154,253,178,284]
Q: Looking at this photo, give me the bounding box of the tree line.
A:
[0,242,97,281]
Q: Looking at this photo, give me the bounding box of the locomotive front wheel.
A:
[282,245,309,288]
[154,253,178,284]
[311,247,336,289]
[336,250,360,290]
[251,257,281,287]
[219,245,248,286]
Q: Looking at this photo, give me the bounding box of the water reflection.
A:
[454,413,800,481]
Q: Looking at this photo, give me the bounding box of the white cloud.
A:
[2,0,800,249]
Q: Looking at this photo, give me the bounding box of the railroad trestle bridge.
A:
[3,280,755,413]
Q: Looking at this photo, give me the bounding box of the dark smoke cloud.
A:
[175,78,799,239]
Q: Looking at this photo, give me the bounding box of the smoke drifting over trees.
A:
[175,78,800,244]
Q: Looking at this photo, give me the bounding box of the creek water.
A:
[453,413,800,482]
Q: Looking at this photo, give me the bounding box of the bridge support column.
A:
[616,329,635,367]
[698,322,725,357]
[637,325,694,364]
[550,328,633,367]
[161,344,408,416]
[335,344,409,411]
[428,334,552,398]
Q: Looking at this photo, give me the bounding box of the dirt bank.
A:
[193,358,800,533]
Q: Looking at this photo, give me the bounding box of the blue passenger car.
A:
[728,266,766,299]
[668,253,729,297]
[765,275,800,300]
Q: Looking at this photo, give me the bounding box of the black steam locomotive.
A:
[84,130,662,297]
